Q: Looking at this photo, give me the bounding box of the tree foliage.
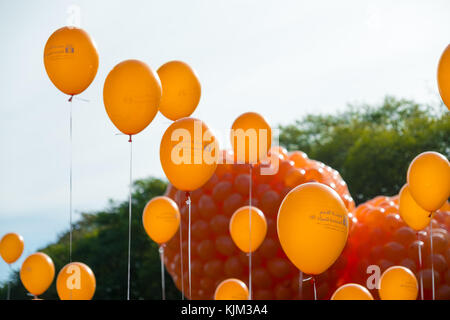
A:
[0,178,182,300]
[279,96,450,203]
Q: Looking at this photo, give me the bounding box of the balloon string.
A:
[178,191,185,300]
[248,164,253,300]
[127,135,133,300]
[429,218,435,300]
[298,270,303,300]
[69,96,73,263]
[159,245,166,300]
[73,96,90,102]
[186,192,191,299]
[417,233,424,300]
[7,264,12,300]
[312,276,317,300]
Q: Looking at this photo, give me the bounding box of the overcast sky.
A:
[0,0,449,283]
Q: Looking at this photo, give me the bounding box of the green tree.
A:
[0,178,182,300]
[279,96,450,203]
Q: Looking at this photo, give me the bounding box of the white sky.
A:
[0,0,449,282]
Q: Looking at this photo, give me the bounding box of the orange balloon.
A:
[284,167,306,188]
[0,233,24,264]
[379,266,418,300]
[229,206,267,253]
[157,61,201,121]
[160,117,219,191]
[331,283,374,300]
[231,112,272,164]
[43,26,99,95]
[437,44,450,110]
[269,146,288,159]
[20,252,55,296]
[214,278,249,300]
[288,151,309,168]
[143,196,180,244]
[399,184,431,231]
[56,262,96,300]
[277,182,349,275]
[103,59,161,135]
[407,151,450,212]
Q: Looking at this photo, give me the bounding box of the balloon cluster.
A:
[0,233,96,300]
[333,151,450,301]
[39,24,204,300]
[162,147,355,300]
[4,22,448,301]
[103,59,202,138]
[339,196,450,299]
[0,27,99,300]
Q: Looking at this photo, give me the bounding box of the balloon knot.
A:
[68,95,74,102]
[128,135,132,143]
